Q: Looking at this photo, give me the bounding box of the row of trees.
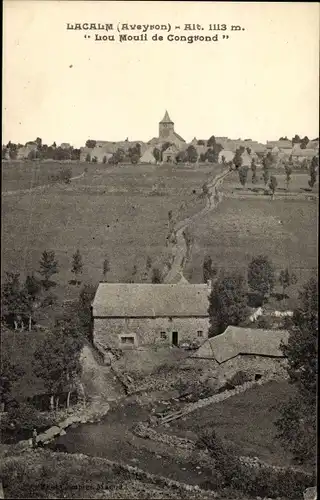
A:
[85,143,142,165]
[3,139,81,161]
[236,153,318,193]
[204,254,298,336]
[1,250,84,330]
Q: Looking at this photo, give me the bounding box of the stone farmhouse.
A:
[16,142,38,160]
[91,282,211,352]
[192,326,289,383]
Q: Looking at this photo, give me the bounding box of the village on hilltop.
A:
[2,111,319,167]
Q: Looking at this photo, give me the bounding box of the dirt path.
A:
[2,171,85,197]
[80,344,125,403]
[164,169,230,283]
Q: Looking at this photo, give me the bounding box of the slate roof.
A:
[266,140,292,150]
[160,110,173,124]
[92,283,211,317]
[291,147,317,157]
[192,326,289,362]
[139,148,156,164]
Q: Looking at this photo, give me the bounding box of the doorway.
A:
[172,331,178,346]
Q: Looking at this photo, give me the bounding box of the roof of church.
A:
[160,110,174,124]
[92,283,211,317]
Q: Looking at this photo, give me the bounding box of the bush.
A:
[2,402,51,434]
[199,431,315,499]
[228,371,251,387]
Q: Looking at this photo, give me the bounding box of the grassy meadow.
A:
[186,194,318,299]
[166,380,297,467]
[2,161,221,302]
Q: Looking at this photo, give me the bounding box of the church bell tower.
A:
[159,110,174,139]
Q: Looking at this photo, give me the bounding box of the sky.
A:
[3,1,319,148]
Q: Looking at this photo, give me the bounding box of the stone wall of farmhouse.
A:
[217,355,288,383]
[93,316,210,350]
[185,355,287,387]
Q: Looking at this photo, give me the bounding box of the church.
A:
[148,111,186,149]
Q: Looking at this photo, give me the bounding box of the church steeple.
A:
[160,110,174,124]
[159,110,174,139]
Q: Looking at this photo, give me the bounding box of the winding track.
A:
[2,171,85,197]
[164,168,231,283]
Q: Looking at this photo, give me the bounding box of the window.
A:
[160,331,167,339]
[120,336,135,345]
[197,330,203,337]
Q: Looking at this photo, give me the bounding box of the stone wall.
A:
[217,356,288,386]
[93,316,209,350]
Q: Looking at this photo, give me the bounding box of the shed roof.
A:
[192,326,289,362]
[92,283,211,317]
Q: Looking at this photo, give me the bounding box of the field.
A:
[186,194,318,297]
[2,161,222,301]
[223,167,319,195]
[163,381,297,467]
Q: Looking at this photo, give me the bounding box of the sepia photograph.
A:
[1,1,319,499]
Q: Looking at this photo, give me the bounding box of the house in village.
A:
[162,144,180,163]
[291,144,318,163]
[16,142,38,160]
[91,282,211,352]
[140,148,157,164]
[192,326,289,383]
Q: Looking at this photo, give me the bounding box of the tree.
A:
[176,150,188,163]
[85,140,96,149]
[262,167,270,186]
[77,283,97,341]
[233,148,243,169]
[151,267,162,284]
[248,255,275,302]
[146,256,152,271]
[102,155,107,164]
[39,250,59,290]
[279,268,297,299]
[208,272,249,336]
[251,159,257,184]
[59,166,72,184]
[291,134,301,146]
[268,175,278,199]
[186,145,198,164]
[246,147,251,155]
[71,250,83,284]
[197,140,205,145]
[23,274,43,329]
[207,136,216,147]
[276,278,318,465]
[0,351,25,410]
[130,153,140,164]
[300,136,309,149]
[238,166,249,187]
[284,163,292,190]
[203,255,218,283]
[152,147,160,164]
[102,258,110,281]
[279,136,288,141]
[308,156,318,189]
[33,319,83,410]
[85,153,91,163]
